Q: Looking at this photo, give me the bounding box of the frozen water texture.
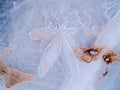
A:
[94,9,120,50]
[0,0,120,90]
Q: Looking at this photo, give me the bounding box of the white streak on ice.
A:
[60,34,104,90]
[38,32,62,77]
[94,9,120,50]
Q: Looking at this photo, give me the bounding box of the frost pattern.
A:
[103,0,120,20]
[1,0,120,90]
[29,14,79,77]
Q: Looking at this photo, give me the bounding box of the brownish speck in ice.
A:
[73,47,82,60]
[94,66,109,87]
[102,67,108,77]
[95,51,119,85]
[91,25,100,36]
[0,45,35,88]
[0,58,7,80]
[101,51,119,77]
[103,51,116,64]
[74,46,103,63]
[5,68,34,88]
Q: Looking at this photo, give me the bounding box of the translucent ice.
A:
[1,0,120,90]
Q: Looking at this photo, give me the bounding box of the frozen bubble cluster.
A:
[0,0,120,90]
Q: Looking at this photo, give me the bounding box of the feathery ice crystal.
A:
[29,13,79,77]
[1,0,120,90]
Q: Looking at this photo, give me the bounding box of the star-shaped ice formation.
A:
[29,10,103,90]
[29,17,79,77]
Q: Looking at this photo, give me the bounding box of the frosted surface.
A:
[0,0,120,90]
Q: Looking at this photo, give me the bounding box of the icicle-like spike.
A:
[38,38,61,77]
[60,37,81,90]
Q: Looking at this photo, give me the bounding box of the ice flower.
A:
[29,15,79,77]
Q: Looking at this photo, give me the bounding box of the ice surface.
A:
[94,9,120,50]
[0,0,120,90]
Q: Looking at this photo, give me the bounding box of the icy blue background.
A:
[0,0,120,90]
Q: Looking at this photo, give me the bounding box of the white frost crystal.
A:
[1,0,120,90]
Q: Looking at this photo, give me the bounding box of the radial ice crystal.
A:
[1,0,120,90]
